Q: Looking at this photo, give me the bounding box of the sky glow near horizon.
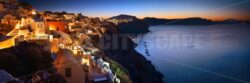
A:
[19,0,250,20]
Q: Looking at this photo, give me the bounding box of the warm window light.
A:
[32,11,36,15]
[49,26,56,30]
[49,35,53,42]
[15,23,21,29]
[73,50,78,55]
[81,58,89,66]
[73,46,77,50]
[87,30,93,34]
[83,52,91,55]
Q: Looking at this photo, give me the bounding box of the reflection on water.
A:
[135,24,250,83]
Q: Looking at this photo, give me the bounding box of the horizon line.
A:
[38,10,249,21]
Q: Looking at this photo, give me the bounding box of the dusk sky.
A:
[19,0,250,21]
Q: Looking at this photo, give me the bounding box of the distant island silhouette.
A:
[110,14,249,26]
[143,17,248,26]
[109,14,249,34]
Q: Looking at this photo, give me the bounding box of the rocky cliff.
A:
[95,33,163,83]
[109,14,150,34]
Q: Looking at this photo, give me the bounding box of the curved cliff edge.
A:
[94,18,163,82]
[98,35,163,83]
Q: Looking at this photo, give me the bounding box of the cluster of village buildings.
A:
[0,0,122,83]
